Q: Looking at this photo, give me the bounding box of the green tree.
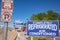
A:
[30,10,60,29]
[47,10,59,20]
[31,13,49,20]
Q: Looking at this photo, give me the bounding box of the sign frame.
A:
[26,20,59,37]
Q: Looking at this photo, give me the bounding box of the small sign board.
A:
[27,20,59,37]
[14,20,24,27]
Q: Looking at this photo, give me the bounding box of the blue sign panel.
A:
[27,20,59,37]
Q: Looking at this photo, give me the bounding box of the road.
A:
[17,31,27,40]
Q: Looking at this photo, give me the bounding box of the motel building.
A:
[13,20,26,32]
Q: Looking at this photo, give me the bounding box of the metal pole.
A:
[3,22,8,40]
[31,36,33,40]
[54,38,55,40]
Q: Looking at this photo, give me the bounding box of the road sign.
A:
[1,11,12,22]
[27,20,59,37]
[1,0,13,22]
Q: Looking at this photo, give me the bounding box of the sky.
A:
[0,0,60,26]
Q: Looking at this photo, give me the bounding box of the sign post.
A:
[31,36,33,40]
[0,15,1,22]
[1,0,13,40]
[54,38,55,40]
[3,22,8,40]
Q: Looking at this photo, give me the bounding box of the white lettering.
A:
[28,23,57,31]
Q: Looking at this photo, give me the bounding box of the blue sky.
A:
[0,0,60,26]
